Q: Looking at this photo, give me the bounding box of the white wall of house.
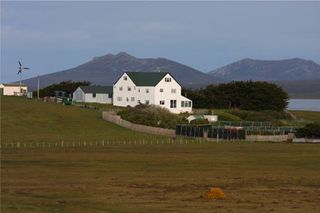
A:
[0,84,27,96]
[84,93,112,104]
[73,88,85,102]
[154,74,192,114]
[113,73,154,107]
[113,73,192,114]
[73,88,112,104]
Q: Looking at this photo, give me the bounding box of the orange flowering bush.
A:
[203,187,225,200]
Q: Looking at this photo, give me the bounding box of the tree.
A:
[34,81,91,98]
[183,81,288,111]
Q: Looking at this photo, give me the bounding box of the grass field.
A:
[2,143,320,212]
[1,96,166,144]
[1,96,320,212]
[290,110,320,122]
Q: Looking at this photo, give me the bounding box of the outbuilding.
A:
[0,83,28,96]
[73,86,113,104]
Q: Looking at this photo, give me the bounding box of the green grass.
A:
[1,96,167,144]
[2,96,320,212]
[290,110,320,122]
[2,143,320,212]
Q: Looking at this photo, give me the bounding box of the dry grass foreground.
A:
[2,143,320,213]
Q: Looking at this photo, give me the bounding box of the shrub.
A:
[203,187,225,200]
[117,104,188,129]
[190,119,209,125]
[230,110,291,122]
[295,123,320,138]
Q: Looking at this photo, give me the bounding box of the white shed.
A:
[73,86,113,104]
[0,83,28,96]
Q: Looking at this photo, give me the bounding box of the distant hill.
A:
[209,58,320,81]
[20,53,320,98]
[22,52,218,90]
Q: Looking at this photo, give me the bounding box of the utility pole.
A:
[19,72,22,96]
[37,75,40,99]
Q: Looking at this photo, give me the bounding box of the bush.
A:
[190,119,209,125]
[295,123,320,138]
[230,110,291,122]
[117,104,188,129]
[203,187,225,200]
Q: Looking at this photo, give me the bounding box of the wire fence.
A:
[0,138,218,150]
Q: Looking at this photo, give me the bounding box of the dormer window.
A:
[123,76,127,80]
[165,77,171,82]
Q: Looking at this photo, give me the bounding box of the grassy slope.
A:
[1,96,166,144]
[2,143,320,213]
[290,110,320,122]
[2,97,320,212]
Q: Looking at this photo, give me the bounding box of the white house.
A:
[113,72,192,114]
[0,83,27,96]
[73,86,113,104]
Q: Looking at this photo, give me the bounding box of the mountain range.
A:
[22,52,218,90]
[21,52,320,97]
[209,58,320,81]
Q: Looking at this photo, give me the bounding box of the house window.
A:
[160,100,165,105]
[128,86,131,91]
[138,89,140,92]
[126,97,129,102]
[171,89,176,93]
[160,88,163,92]
[131,97,135,102]
[181,101,192,107]
[119,87,123,91]
[165,77,171,82]
[92,93,96,98]
[117,97,122,101]
[170,100,177,108]
[123,76,127,80]
[146,89,149,93]
[145,100,150,105]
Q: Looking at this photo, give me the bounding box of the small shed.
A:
[73,86,113,104]
[0,83,28,96]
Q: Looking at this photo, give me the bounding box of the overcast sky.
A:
[1,1,320,82]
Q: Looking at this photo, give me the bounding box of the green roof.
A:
[126,72,168,86]
[79,86,113,94]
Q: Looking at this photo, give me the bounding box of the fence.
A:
[176,125,246,140]
[246,135,289,142]
[102,112,176,137]
[0,139,210,150]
